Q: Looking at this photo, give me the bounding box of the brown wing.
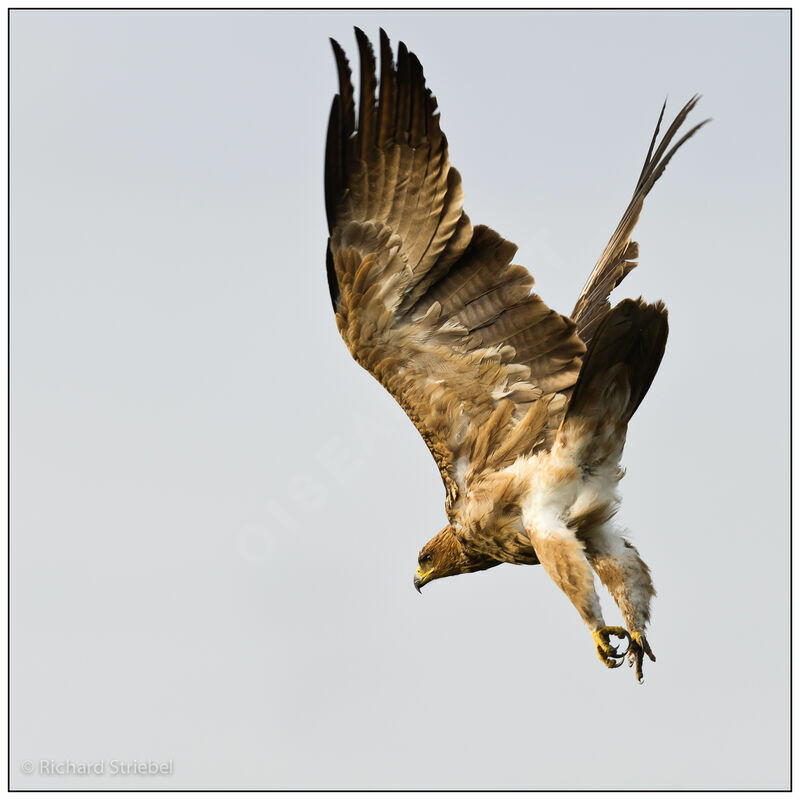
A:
[565,298,669,428]
[325,29,585,508]
[571,97,710,345]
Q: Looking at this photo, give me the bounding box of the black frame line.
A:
[6,6,792,793]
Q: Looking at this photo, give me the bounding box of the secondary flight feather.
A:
[324,28,707,683]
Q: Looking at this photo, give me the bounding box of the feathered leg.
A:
[582,525,656,682]
[550,298,668,681]
[527,520,629,669]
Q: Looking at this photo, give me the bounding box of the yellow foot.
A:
[592,626,630,669]
[627,631,656,684]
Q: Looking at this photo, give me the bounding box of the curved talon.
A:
[596,647,625,668]
[632,631,656,662]
[592,626,631,669]
[628,632,656,684]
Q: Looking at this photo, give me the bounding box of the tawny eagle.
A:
[324,29,706,683]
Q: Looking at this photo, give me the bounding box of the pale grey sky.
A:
[11,10,789,790]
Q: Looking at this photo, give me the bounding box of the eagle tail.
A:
[562,298,668,429]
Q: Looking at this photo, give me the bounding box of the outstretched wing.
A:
[325,29,585,508]
[571,97,710,344]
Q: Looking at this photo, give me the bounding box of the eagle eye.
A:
[420,553,433,566]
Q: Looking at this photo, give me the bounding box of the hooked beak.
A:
[414,566,433,593]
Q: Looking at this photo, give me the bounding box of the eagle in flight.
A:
[324,29,706,683]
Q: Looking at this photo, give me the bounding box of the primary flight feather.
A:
[324,28,707,683]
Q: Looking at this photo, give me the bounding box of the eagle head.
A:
[414,524,500,592]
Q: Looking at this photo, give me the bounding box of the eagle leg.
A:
[592,626,630,669]
[627,631,656,684]
[577,524,657,683]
